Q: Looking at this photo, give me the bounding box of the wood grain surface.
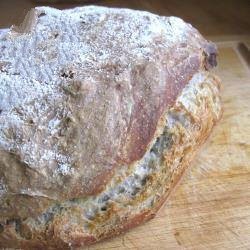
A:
[80,40,250,250]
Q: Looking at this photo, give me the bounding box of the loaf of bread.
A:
[0,6,221,249]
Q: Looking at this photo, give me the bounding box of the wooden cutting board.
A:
[86,38,250,250]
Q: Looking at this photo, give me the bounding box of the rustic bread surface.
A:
[0,6,221,249]
[0,70,221,249]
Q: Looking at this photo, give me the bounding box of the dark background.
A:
[0,0,249,39]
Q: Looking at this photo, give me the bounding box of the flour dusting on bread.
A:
[0,6,221,249]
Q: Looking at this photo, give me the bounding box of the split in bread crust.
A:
[0,71,221,248]
[0,6,221,249]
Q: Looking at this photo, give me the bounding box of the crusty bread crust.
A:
[0,5,222,249]
[0,5,217,209]
[0,70,222,249]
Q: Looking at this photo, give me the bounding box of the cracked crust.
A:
[0,6,217,204]
[0,70,222,249]
[0,6,221,249]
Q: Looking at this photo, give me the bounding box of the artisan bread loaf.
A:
[0,6,221,249]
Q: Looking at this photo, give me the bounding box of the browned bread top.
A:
[0,6,216,208]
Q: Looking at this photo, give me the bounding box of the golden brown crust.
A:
[74,75,222,247]
[79,71,222,247]
[0,6,218,207]
[0,71,222,249]
[0,6,222,249]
